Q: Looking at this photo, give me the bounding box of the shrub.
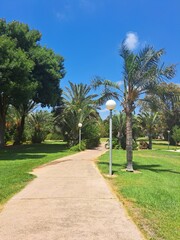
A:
[86,138,100,149]
[172,125,180,149]
[120,135,126,150]
[83,123,100,149]
[112,137,121,149]
[120,136,138,150]
[69,140,86,152]
[133,140,138,150]
[46,132,63,140]
[32,130,46,144]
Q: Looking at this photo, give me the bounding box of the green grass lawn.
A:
[97,145,180,240]
[0,141,74,207]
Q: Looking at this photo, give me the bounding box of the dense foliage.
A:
[0,19,65,146]
[55,81,100,149]
[140,82,180,144]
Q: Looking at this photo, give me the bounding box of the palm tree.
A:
[92,43,175,171]
[137,111,159,149]
[13,101,38,144]
[27,111,53,143]
[55,81,99,146]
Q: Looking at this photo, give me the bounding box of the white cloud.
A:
[124,32,139,50]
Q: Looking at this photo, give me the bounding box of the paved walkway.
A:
[0,145,144,240]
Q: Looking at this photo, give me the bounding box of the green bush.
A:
[32,130,46,144]
[112,137,120,149]
[85,138,100,149]
[133,140,138,150]
[172,125,180,147]
[46,132,63,140]
[120,135,126,150]
[69,140,86,152]
[120,136,138,150]
[83,123,100,149]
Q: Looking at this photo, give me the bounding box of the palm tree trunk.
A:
[0,94,7,148]
[126,111,134,172]
[0,118,5,147]
[148,134,152,149]
[14,115,25,145]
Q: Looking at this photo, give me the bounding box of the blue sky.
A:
[1,0,180,118]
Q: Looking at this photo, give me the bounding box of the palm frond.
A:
[91,76,120,90]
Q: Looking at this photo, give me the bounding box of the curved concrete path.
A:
[0,145,144,240]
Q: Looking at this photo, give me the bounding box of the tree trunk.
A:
[0,94,7,148]
[14,115,25,145]
[148,134,152,149]
[0,118,5,147]
[126,111,134,172]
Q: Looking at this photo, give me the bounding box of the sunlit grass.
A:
[97,145,180,240]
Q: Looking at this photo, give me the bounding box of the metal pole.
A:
[168,132,170,150]
[109,110,112,175]
[79,127,81,150]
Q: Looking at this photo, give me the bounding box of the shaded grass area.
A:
[0,141,75,206]
[97,147,180,240]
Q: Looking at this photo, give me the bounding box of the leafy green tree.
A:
[0,33,34,146]
[92,44,175,171]
[83,122,101,149]
[13,47,64,145]
[0,19,65,146]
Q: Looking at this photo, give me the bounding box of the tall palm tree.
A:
[92,43,175,171]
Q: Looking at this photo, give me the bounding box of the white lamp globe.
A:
[106,100,116,110]
[78,123,82,128]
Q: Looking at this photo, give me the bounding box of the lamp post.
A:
[78,123,82,150]
[167,130,170,150]
[106,100,116,176]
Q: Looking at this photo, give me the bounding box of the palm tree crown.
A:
[56,81,99,146]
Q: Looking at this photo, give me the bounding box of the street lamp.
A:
[106,100,116,175]
[167,130,170,150]
[78,123,82,150]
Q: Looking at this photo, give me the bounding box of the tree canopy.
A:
[0,19,65,146]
